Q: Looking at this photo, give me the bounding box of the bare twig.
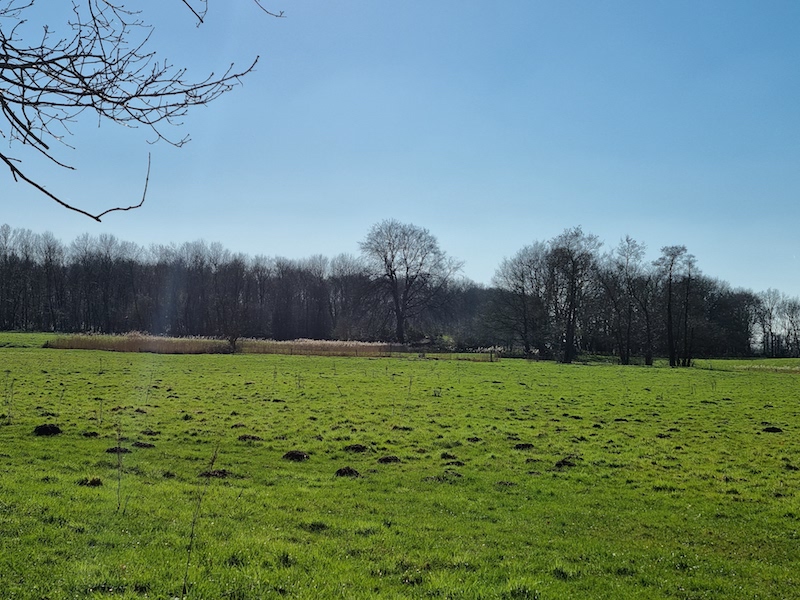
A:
[1,151,151,221]
[95,153,150,220]
[1,1,276,218]
[180,0,206,24]
[252,0,285,18]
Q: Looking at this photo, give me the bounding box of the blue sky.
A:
[3,1,799,296]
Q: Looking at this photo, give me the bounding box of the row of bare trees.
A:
[0,221,467,346]
[490,228,789,363]
[0,222,796,361]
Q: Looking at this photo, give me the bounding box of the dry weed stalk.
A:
[182,442,220,597]
[3,370,13,425]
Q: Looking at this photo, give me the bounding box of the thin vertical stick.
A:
[115,421,123,513]
[182,443,220,597]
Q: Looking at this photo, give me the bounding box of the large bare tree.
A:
[617,236,657,365]
[654,245,696,367]
[546,227,601,363]
[0,0,281,220]
[360,219,462,344]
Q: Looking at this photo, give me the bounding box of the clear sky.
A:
[3,1,799,297]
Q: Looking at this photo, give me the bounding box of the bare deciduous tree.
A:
[617,236,657,365]
[491,242,549,357]
[0,0,281,220]
[360,219,462,344]
[654,245,695,367]
[757,288,786,357]
[596,244,633,365]
[782,296,800,357]
[329,253,375,340]
[547,227,601,364]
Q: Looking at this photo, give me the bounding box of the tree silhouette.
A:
[360,219,462,344]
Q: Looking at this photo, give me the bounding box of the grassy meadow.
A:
[0,338,798,598]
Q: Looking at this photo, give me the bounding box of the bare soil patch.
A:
[283,450,310,461]
[33,424,61,436]
[132,441,155,448]
[335,466,360,477]
[344,444,369,453]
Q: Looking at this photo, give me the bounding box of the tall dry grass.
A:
[44,333,230,354]
[238,338,401,357]
[43,333,498,360]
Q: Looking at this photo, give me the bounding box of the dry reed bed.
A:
[43,334,496,360]
[238,338,399,357]
[44,334,230,354]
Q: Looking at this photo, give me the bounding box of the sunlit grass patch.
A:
[0,348,797,598]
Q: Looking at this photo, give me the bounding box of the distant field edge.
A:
[4,332,795,368]
[695,357,800,373]
[0,331,59,348]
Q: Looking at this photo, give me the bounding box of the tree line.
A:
[1,221,797,362]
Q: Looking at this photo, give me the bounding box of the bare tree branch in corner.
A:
[0,0,282,220]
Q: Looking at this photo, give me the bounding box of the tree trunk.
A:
[622,302,633,365]
[563,299,577,364]
[395,312,405,344]
[666,277,676,367]
[390,276,405,343]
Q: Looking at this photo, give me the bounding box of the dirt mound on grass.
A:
[132,441,155,448]
[554,455,579,469]
[335,466,360,477]
[77,477,103,487]
[33,424,61,436]
[344,444,369,453]
[283,450,310,462]
[377,455,401,464]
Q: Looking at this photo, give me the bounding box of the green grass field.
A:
[1,340,798,598]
